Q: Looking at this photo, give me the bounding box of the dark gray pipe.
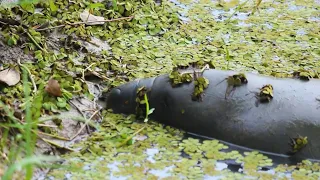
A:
[105,69,320,160]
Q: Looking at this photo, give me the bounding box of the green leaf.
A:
[42,102,51,110]
[49,0,58,12]
[20,2,35,13]
[88,3,105,9]
[56,101,67,108]
[7,36,17,46]
[57,97,65,102]
[125,2,132,11]
[147,108,155,115]
[62,89,73,100]
[112,0,118,10]
[50,103,59,112]
[149,27,161,36]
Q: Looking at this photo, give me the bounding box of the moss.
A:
[192,76,209,101]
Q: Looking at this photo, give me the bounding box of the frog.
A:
[216,73,248,99]
[257,84,274,103]
[287,135,308,155]
[292,69,316,81]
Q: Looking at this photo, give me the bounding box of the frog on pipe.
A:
[103,68,320,160]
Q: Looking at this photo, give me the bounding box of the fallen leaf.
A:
[0,68,20,86]
[79,10,105,25]
[45,79,62,97]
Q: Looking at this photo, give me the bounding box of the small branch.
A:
[36,16,134,31]
[40,137,75,152]
[117,125,146,148]
[225,0,250,23]
[36,124,58,128]
[26,31,47,53]
[17,58,37,94]
[82,63,96,80]
[36,24,65,31]
[37,115,99,129]
[0,20,8,25]
[69,109,100,141]
[69,16,134,25]
[200,64,209,73]
[35,130,70,141]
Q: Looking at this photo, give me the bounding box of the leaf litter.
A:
[0,68,20,86]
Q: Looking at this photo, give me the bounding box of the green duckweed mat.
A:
[0,0,320,179]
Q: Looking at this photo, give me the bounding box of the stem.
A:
[116,126,146,148]
[17,58,37,94]
[40,138,75,152]
[22,69,33,180]
[221,37,230,69]
[82,63,96,80]
[144,93,149,122]
[69,109,100,141]
[34,130,70,141]
[26,32,47,53]
[225,0,250,23]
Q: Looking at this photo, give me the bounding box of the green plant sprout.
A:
[221,37,230,70]
[118,92,155,147]
[144,93,155,123]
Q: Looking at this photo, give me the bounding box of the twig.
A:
[251,0,263,15]
[69,99,88,125]
[36,24,65,31]
[200,64,209,73]
[17,58,37,94]
[72,16,134,25]
[35,130,70,141]
[36,124,58,128]
[36,16,134,31]
[117,125,146,148]
[82,63,96,80]
[0,20,7,25]
[37,115,99,129]
[85,71,112,81]
[25,31,48,53]
[225,0,250,23]
[40,137,75,152]
[69,109,100,141]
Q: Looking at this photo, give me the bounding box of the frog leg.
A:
[230,86,237,98]
[225,85,235,99]
[216,78,228,87]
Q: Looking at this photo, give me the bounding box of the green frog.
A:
[217,73,248,99]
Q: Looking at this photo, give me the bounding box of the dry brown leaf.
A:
[79,10,105,25]
[45,79,62,97]
[0,68,20,86]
